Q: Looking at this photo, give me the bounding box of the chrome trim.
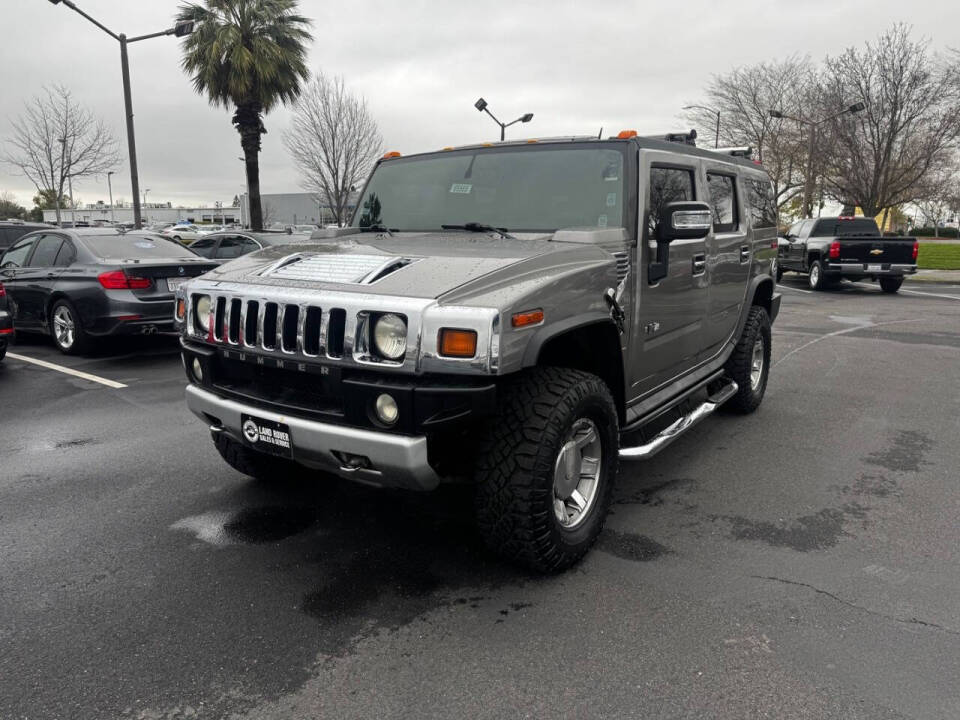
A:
[185,384,440,490]
[830,263,917,274]
[419,305,501,374]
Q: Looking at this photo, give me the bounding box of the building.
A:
[238,191,359,228]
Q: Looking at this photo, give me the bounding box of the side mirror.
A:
[649,201,711,283]
[657,201,712,243]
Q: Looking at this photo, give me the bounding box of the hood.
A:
[201,232,604,299]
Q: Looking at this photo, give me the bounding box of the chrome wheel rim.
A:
[552,418,603,529]
[810,264,819,288]
[750,335,765,390]
[52,306,75,349]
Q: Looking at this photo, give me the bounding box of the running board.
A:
[619,380,738,460]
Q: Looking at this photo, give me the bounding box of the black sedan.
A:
[0,279,12,361]
[186,230,313,264]
[0,229,217,354]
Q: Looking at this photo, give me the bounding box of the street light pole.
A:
[106,171,115,223]
[683,105,721,148]
[769,102,866,218]
[474,98,534,141]
[47,0,194,229]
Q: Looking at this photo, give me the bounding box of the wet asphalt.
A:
[1,277,959,719]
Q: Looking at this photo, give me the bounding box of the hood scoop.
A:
[258,253,417,285]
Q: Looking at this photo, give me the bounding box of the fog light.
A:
[191,357,203,383]
[375,393,398,425]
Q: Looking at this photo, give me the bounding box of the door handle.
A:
[692,254,706,276]
[46,273,57,279]
[740,245,751,263]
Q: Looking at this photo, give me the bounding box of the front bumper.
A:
[186,384,441,490]
[825,263,917,276]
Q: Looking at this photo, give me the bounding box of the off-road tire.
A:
[213,432,309,482]
[808,260,827,291]
[879,276,903,293]
[722,305,771,414]
[474,367,619,573]
[49,298,90,355]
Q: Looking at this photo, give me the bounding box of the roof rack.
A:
[714,146,754,159]
[641,129,698,146]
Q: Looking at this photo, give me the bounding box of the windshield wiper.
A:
[441,222,515,239]
[358,224,395,236]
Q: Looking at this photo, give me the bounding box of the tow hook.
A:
[604,289,625,333]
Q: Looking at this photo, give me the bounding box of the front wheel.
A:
[879,276,904,293]
[474,367,619,573]
[722,305,771,414]
[49,299,89,355]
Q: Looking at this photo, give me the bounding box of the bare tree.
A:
[685,56,814,223]
[262,200,277,227]
[2,85,119,226]
[913,169,959,236]
[284,73,383,226]
[819,25,960,217]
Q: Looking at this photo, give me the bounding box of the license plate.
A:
[166,277,187,292]
[240,414,293,458]
[867,264,882,272]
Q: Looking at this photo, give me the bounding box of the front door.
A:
[630,154,709,398]
[0,234,40,327]
[16,234,67,327]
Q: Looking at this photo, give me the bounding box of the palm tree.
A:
[177,0,311,231]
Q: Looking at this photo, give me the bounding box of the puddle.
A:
[721,503,868,551]
[597,529,672,562]
[224,506,316,543]
[862,430,932,472]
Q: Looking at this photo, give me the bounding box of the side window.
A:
[787,221,803,237]
[798,219,815,238]
[189,236,218,258]
[240,237,261,254]
[647,166,696,239]
[27,235,64,267]
[747,179,777,229]
[706,173,739,233]
[215,235,246,259]
[1,236,38,269]
[54,241,76,267]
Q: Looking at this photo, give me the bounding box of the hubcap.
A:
[552,418,603,529]
[52,306,75,349]
[810,265,819,288]
[750,335,765,391]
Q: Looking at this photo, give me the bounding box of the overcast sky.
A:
[2,0,958,209]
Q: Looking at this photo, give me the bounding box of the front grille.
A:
[205,295,346,359]
[211,355,343,417]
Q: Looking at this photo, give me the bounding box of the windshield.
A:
[83,234,199,260]
[351,144,628,233]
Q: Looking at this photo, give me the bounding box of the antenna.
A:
[597,127,603,139]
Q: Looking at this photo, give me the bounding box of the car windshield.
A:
[83,234,199,260]
[350,144,628,234]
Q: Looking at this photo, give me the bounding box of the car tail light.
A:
[0,282,5,297]
[98,270,151,290]
[912,241,919,261]
[828,241,841,259]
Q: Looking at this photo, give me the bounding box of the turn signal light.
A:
[439,328,478,358]
[175,298,186,321]
[912,241,919,260]
[98,270,151,289]
[511,309,544,328]
[828,241,841,259]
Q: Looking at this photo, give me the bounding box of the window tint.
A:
[27,235,64,267]
[215,235,247,259]
[747,179,777,229]
[1,236,38,268]
[189,236,218,258]
[54,241,76,267]
[810,218,879,237]
[706,173,739,233]
[648,166,695,238]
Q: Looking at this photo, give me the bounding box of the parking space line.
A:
[6,353,127,389]
[901,288,960,301]
[777,285,813,294]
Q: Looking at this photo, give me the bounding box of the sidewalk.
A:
[906,269,960,284]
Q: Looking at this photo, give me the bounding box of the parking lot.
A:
[2,279,959,720]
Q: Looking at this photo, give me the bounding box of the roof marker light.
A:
[617,130,638,139]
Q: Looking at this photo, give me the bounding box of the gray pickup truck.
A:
[175,131,781,571]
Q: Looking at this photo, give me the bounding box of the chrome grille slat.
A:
[319,310,331,358]
[295,304,308,356]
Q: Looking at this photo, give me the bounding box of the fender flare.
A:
[520,311,618,367]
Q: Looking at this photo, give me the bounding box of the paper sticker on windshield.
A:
[135,241,156,249]
[598,214,608,228]
[450,183,473,194]
[606,193,617,207]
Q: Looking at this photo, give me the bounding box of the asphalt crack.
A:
[751,575,959,636]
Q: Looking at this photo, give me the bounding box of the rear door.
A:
[631,155,709,396]
[701,166,750,352]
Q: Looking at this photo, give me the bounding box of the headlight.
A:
[373,313,407,360]
[194,295,212,333]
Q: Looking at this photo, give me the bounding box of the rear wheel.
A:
[49,299,89,355]
[722,305,771,414]
[474,367,618,573]
[0,344,6,361]
[776,264,784,283]
[880,276,903,293]
[808,260,827,290]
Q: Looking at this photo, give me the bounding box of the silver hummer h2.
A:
[175,130,781,572]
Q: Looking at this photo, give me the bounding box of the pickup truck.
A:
[777,216,917,292]
[176,131,781,572]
